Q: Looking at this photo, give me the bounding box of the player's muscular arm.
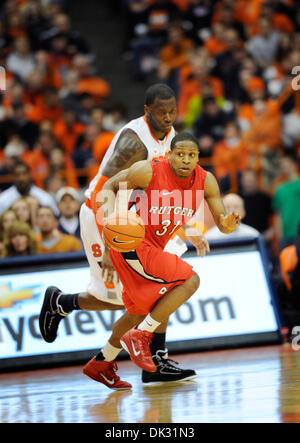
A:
[102,129,148,178]
[204,172,241,234]
[101,161,153,218]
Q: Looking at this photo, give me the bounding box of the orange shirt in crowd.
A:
[37,234,82,254]
[212,139,250,180]
[92,131,115,163]
[22,149,79,189]
[249,13,294,36]
[87,131,115,182]
[53,119,86,154]
[26,96,63,124]
[77,76,110,105]
[239,100,281,149]
[204,36,227,56]
[159,39,194,71]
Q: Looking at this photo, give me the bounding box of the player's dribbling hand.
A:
[219,213,241,233]
[184,228,210,257]
[102,246,118,284]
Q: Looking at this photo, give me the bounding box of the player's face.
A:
[144,97,177,135]
[169,140,199,178]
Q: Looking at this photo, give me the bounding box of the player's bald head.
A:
[223,193,245,219]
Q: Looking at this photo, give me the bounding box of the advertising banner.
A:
[0,243,281,369]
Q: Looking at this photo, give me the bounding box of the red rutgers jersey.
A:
[135,159,207,250]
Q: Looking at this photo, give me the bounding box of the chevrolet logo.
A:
[0,284,34,308]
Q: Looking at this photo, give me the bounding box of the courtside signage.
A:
[0,249,279,362]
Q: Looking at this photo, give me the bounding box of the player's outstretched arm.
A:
[100,160,153,219]
[102,129,148,178]
[204,172,241,234]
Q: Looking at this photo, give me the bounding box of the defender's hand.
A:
[219,213,241,233]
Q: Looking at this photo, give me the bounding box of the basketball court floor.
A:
[1,343,300,423]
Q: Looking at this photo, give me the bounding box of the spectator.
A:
[183,0,213,44]
[177,47,224,119]
[0,208,17,255]
[22,0,52,51]
[0,161,58,216]
[72,54,110,106]
[246,16,281,68]
[11,196,35,228]
[36,206,82,254]
[90,109,115,164]
[193,95,231,141]
[72,123,101,187]
[100,104,127,133]
[129,0,180,80]
[272,154,300,249]
[271,154,300,194]
[212,27,246,101]
[156,23,194,96]
[211,120,250,184]
[44,174,66,200]
[22,130,61,187]
[2,220,38,257]
[48,146,79,189]
[204,22,228,56]
[40,12,91,55]
[0,99,39,149]
[26,86,63,124]
[0,138,25,191]
[205,193,260,240]
[53,107,86,155]
[183,80,226,129]
[76,92,96,125]
[240,169,274,243]
[6,36,35,81]
[197,134,214,174]
[56,187,81,239]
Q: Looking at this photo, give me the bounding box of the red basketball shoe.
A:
[120,328,156,372]
[83,357,132,390]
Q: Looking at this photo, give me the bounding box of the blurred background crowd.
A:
[0,0,299,325]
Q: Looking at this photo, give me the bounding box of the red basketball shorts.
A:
[109,240,196,315]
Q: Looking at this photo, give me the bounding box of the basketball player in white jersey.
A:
[39,84,209,384]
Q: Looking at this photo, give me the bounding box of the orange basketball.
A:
[103,211,145,252]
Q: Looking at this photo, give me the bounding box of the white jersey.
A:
[85,116,175,200]
[80,115,181,304]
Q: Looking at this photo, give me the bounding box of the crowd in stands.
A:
[0,0,299,307]
[0,0,127,257]
[122,0,300,259]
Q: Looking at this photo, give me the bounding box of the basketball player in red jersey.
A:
[82,132,241,389]
[39,84,209,386]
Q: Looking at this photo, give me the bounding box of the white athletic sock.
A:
[102,342,122,362]
[137,315,161,333]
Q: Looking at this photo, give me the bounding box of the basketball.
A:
[103,211,145,252]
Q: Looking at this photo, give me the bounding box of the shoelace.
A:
[157,357,181,371]
[105,361,120,382]
[138,331,153,356]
